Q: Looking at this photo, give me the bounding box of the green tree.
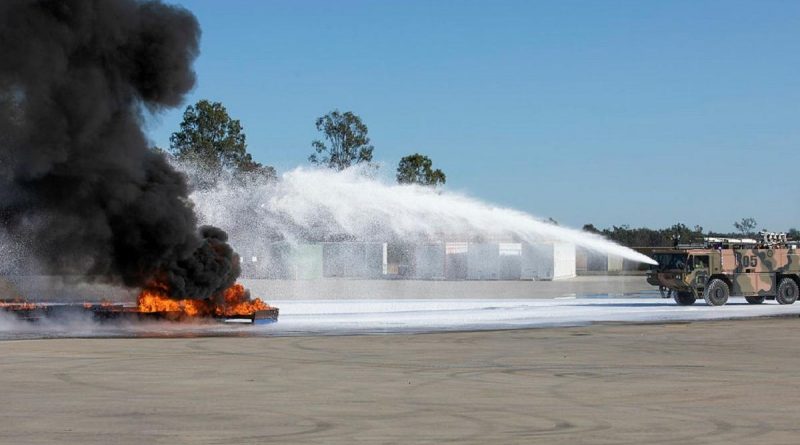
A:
[309,110,374,171]
[733,217,758,236]
[582,224,600,234]
[237,154,277,183]
[788,228,799,240]
[666,223,703,245]
[597,222,703,248]
[396,153,446,186]
[169,100,261,174]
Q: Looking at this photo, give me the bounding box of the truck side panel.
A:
[757,249,784,271]
[732,249,793,274]
[732,273,775,297]
[781,252,800,273]
[755,273,776,296]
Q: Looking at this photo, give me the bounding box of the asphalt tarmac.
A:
[1,317,799,444]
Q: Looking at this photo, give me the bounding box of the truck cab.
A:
[647,250,713,305]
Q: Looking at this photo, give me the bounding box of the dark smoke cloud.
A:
[0,0,240,300]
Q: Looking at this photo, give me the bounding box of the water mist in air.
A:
[187,166,657,272]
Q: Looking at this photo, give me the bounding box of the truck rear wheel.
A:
[745,296,765,304]
[703,279,729,306]
[673,292,696,305]
[776,278,799,305]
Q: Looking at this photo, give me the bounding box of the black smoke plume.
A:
[0,0,240,300]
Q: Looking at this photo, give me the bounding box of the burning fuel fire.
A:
[137,283,272,318]
[1,283,276,324]
[0,299,38,311]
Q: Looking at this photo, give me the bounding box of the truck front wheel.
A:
[776,278,799,305]
[703,279,729,306]
[673,292,696,305]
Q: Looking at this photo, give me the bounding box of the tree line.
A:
[162,99,445,187]
[582,218,800,248]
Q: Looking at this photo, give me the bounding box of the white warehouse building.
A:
[521,242,576,280]
[242,240,576,281]
[464,241,575,281]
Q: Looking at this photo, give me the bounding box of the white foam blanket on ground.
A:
[266,297,800,334]
[2,295,800,339]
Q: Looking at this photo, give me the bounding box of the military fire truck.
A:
[647,232,800,306]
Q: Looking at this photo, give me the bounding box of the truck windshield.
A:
[652,253,688,271]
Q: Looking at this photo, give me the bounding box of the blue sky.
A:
[148,0,800,233]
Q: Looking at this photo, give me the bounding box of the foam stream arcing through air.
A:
[190,167,657,265]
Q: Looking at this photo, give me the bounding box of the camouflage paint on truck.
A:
[647,236,800,306]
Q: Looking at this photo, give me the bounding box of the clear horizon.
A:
[149,0,800,233]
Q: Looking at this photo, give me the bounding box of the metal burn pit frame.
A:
[0,302,279,325]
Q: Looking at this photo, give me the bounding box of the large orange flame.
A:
[216,284,271,316]
[137,282,271,318]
